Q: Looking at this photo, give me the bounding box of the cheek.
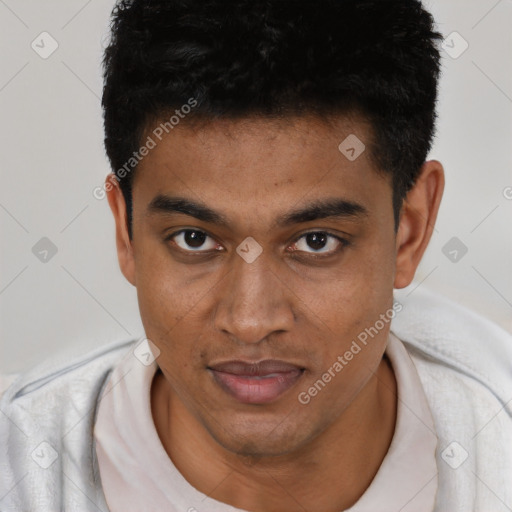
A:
[310,243,395,335]
[350,228,396,305]
[133,250,222,375]
[303,237,396,387]
[133,253,190,357]
[134,238,201,327]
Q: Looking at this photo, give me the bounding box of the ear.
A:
[394,160,445,289]
[105,173,136,286]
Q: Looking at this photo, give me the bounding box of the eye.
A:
[289,231,347,256]
[165,229,220,252]
[165,229,349,257]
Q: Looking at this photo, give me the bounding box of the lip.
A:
[208,359,305,404]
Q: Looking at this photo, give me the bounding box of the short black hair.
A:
[102,0,443,239]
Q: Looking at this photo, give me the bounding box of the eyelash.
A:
[164,229,350,258]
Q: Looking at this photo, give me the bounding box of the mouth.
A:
[207,360,305,404]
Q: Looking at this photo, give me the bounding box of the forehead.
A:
[132,114,392,229]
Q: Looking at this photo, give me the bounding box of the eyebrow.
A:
[146,194,368,229]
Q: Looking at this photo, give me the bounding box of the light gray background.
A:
[1,0,511,375]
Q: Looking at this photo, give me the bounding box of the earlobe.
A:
[105,173,136,287]
[394,160,445,289]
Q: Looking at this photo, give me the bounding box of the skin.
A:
[106,114,444,512]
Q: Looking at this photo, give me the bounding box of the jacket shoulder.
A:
[0,339,136,512]
[1,337,137,406]
[391,286,512,413]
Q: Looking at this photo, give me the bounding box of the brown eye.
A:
[291,232,347,255]
[167,229,219,252]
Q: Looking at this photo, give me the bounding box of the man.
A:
[1,0,511,511]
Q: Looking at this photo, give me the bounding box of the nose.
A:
[213,248,295,345]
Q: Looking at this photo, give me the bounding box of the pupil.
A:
[185,230,206,248]
[307,232,327,250]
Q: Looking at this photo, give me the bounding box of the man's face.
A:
[127,115,398,457]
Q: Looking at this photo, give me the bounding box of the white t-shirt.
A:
[93,332,438,512]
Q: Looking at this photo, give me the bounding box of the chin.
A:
[204,414,314,459]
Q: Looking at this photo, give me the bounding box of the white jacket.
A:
[1,287,511,511]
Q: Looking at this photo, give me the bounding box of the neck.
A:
[151,355,397,512]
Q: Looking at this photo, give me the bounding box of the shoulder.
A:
[0,337,138,410]
[391,286,512,420]
[0,339,136,511]
[391,287,512,506]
